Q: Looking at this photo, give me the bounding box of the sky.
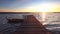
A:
[0,0,60,12]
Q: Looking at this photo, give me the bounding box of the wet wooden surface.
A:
[13,15,52,34]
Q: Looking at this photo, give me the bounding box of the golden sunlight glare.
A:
[42,12,46,21]
[36,3,55,12]
[25,3,59,12]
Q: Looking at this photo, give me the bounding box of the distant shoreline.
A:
[0,12,31,14]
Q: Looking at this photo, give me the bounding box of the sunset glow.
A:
[1,3,60,12]
[0,0,60,12]
[24,3,60,12]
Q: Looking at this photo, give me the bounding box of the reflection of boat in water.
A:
[13,15,52,34]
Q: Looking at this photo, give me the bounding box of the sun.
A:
[24,3,57,12]
[36,3,55,12]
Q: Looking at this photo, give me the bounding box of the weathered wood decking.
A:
[13,15,52,34]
